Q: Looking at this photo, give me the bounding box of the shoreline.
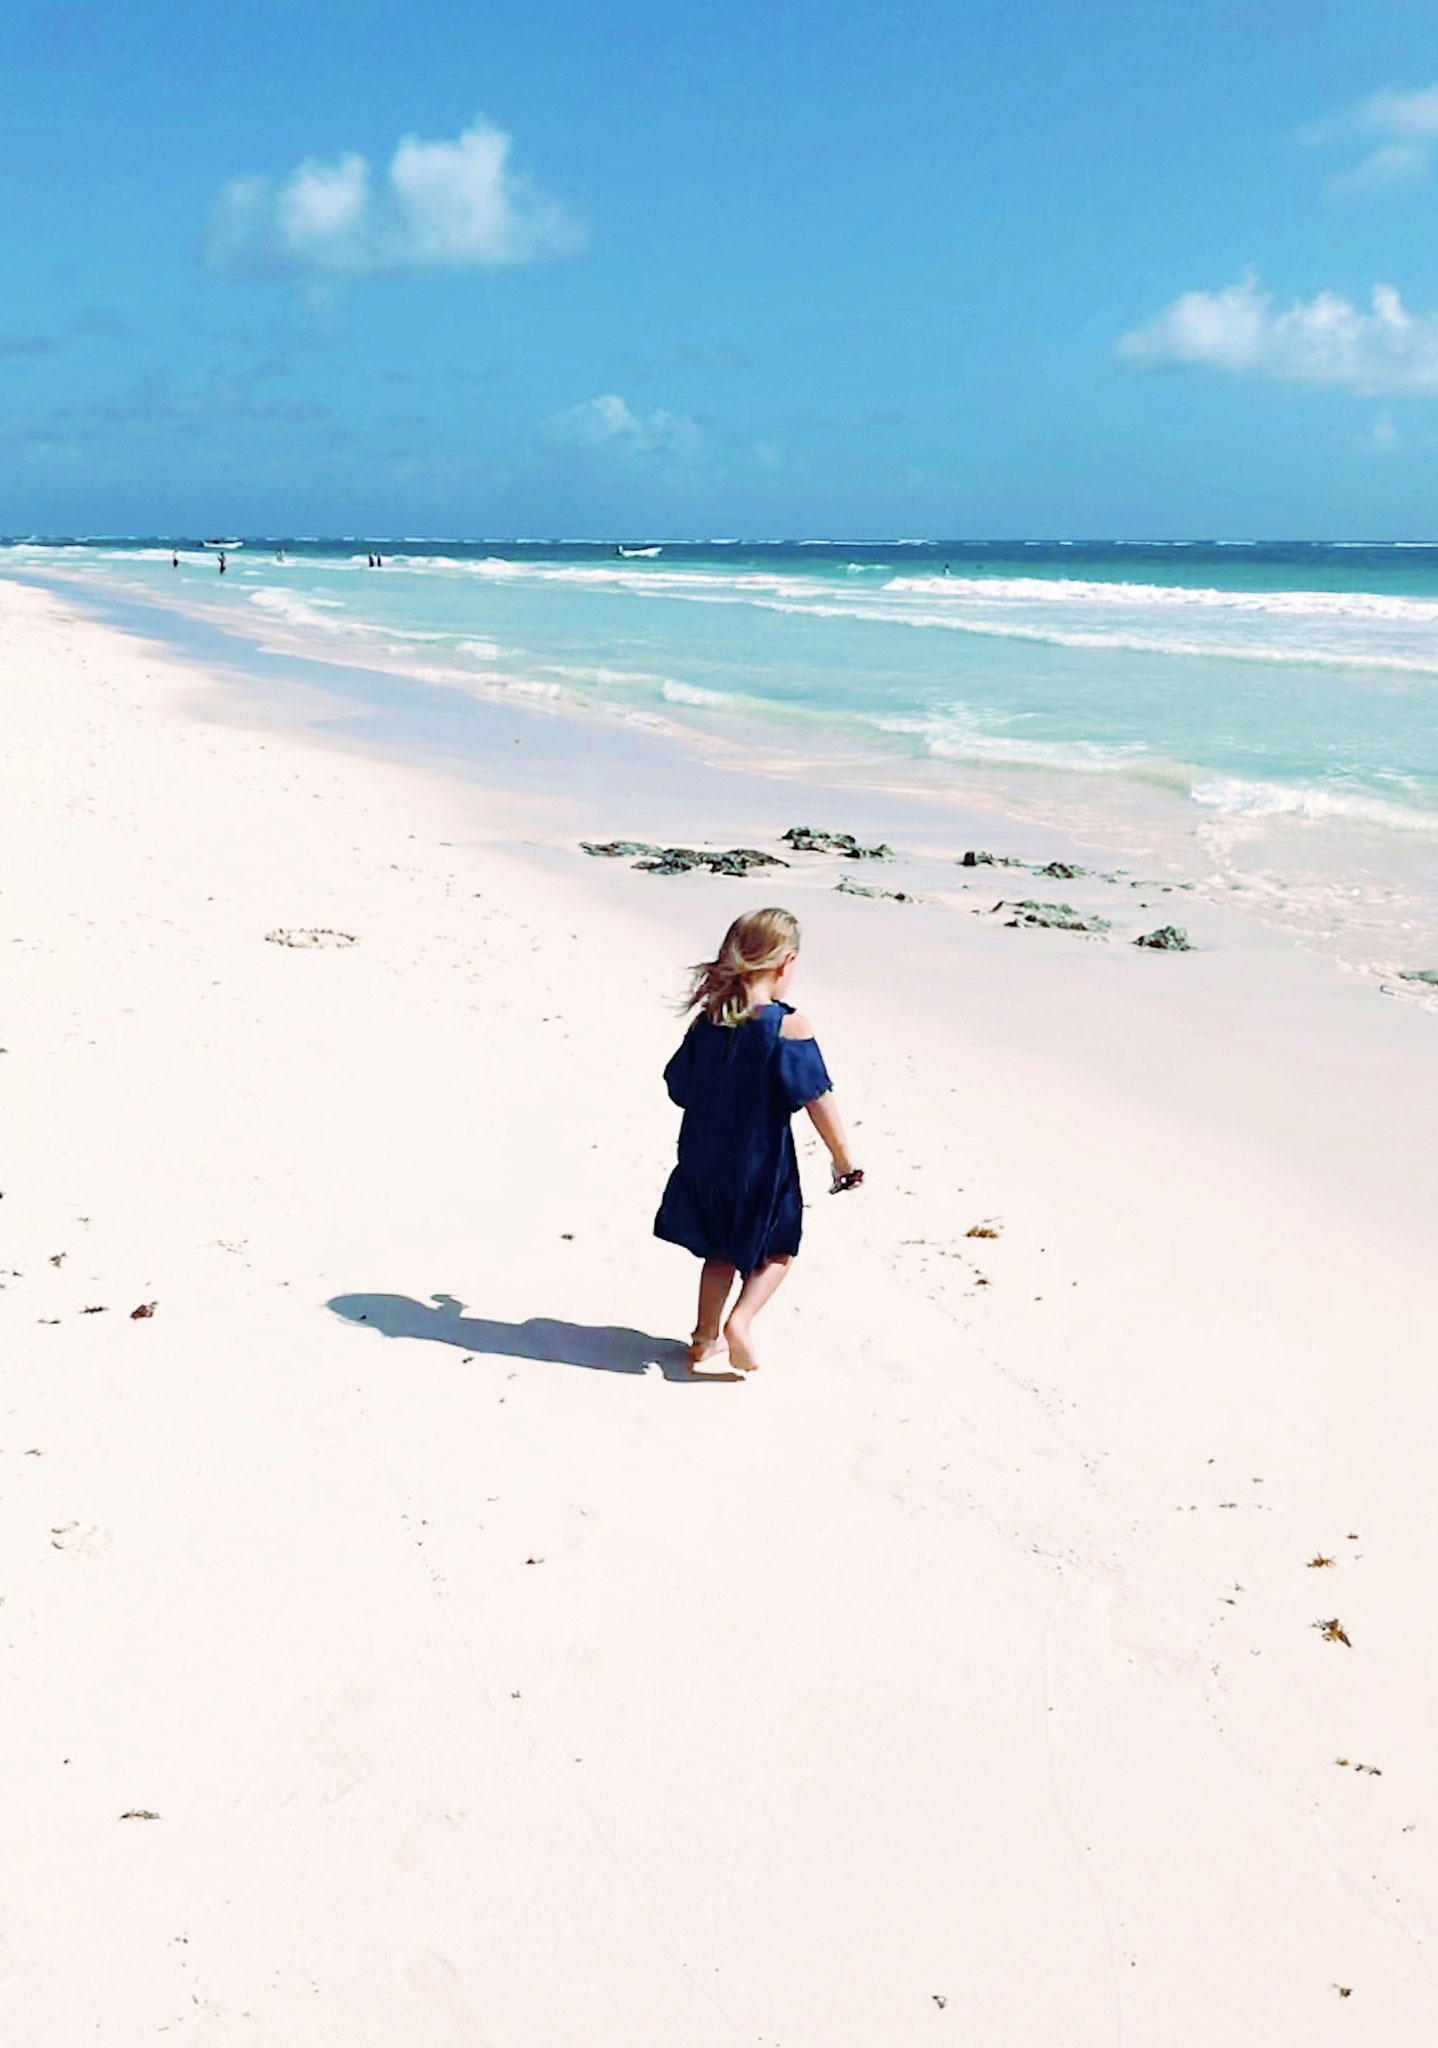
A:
[9,562,1436,1234]
[4,573,1437,2044]
[12,549,1438,998]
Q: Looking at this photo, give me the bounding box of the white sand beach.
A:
[4,570,1437,2045]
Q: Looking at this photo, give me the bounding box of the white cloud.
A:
[1303,83,1438,190]
[544,394,701,459]
[205,116,584,277]
[1333,141,1429,193]
[1118,273,1438,395]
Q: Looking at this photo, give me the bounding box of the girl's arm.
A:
[805,1091,862,1187]
[780,1009,863,1187]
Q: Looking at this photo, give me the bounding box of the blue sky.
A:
[4,0,1438,537]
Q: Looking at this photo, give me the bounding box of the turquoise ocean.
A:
[7,537,1438,982]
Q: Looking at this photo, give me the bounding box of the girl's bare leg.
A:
[690,1259,737,1366]
[723,1257,790,1373]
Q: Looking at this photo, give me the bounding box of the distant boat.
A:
[616,545,661,558]
[202,538,243,549]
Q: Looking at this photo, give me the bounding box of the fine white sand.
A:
[3,571,1436,2046]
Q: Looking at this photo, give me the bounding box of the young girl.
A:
[654,907,863,1373]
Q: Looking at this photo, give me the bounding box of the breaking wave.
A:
[1188,776,1438,831]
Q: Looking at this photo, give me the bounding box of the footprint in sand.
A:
[399,1950,493,2042]
[302,1741,373,1804]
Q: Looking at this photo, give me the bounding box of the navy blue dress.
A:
[654,1002,834,1275]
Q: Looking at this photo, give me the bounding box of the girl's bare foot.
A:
[723,1316,759,1372]
[687,1332,728,1369]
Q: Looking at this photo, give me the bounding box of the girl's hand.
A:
[830,1164,864,1194]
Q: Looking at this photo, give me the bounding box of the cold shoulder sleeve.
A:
[776,1034,833,1113]
[663,1024,701,1106]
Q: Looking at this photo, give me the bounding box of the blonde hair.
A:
[684,907,801,1028]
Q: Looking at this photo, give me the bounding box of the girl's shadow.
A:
[328,1292,741,1382]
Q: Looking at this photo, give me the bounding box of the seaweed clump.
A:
[835,875,917,903]
[999,899,1110,935]
[580,841,787,877]
[782,826,892,859]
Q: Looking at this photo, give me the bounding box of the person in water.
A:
[218,551,226,573]
[654,907,862,1373]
